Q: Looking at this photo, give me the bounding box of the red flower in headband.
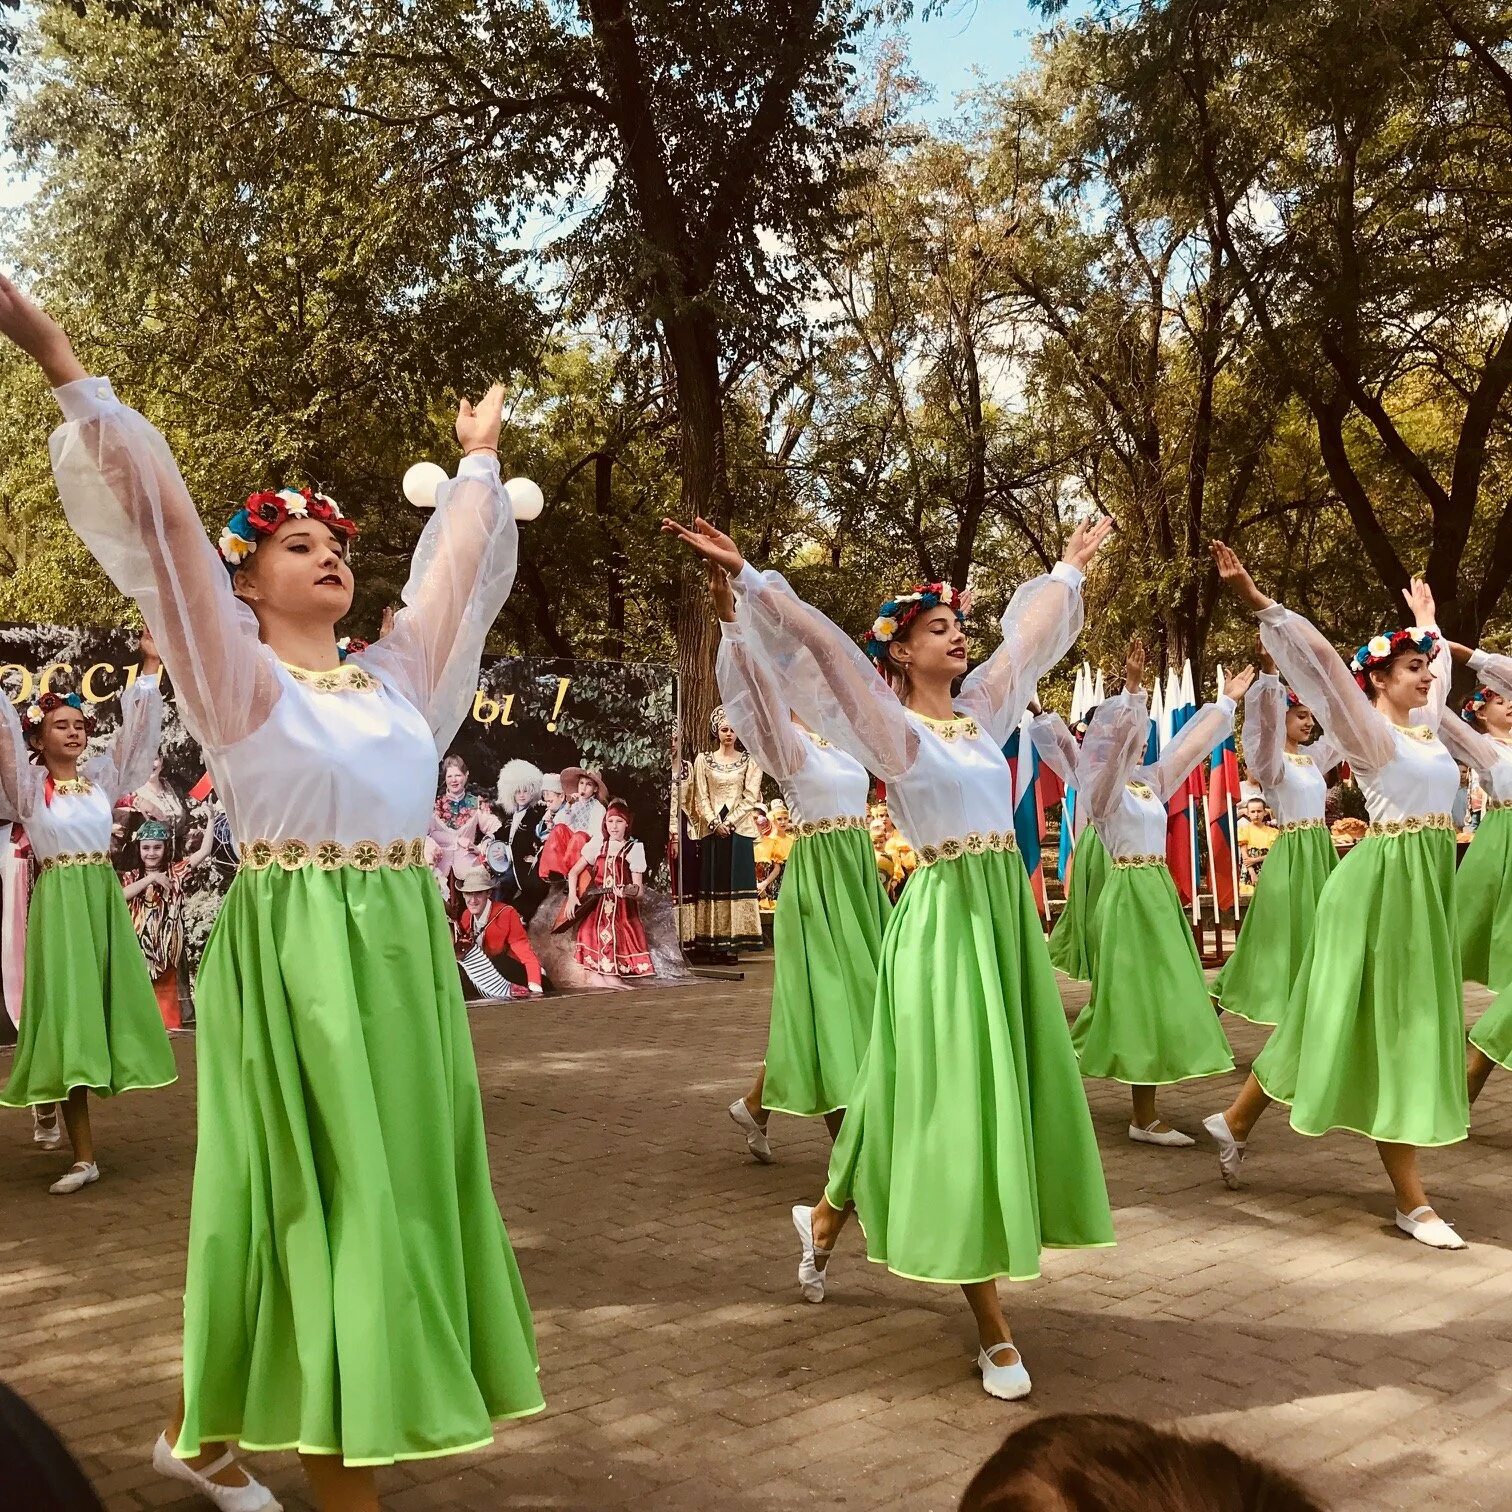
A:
[864,583,972,665]
[219,487,357,570]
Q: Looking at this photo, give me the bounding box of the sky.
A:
[901,1,1051,114]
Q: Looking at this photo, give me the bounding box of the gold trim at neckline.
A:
[1125,780,1155,800]
[1283,751,1314,767]
[240,837,428,872]
[910,710,982,742]
[283,662,380,694]
[1391,723,1437,744]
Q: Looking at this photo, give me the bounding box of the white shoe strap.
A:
[198,1449,237,1478]
[983,1342,1019,1363]
[1404,1205,1434,1223]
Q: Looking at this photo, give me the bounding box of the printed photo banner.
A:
[0,620,692,1045]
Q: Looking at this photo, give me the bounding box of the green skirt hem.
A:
[1467,1025,1512,1073]
[1252,1066,1469,1148]
[830,1236,1120,1288]
[1210,993,1277,1027]
[1081,1062,1234,1088]
[0,1072,177,1109]
[764,1101,845,1119]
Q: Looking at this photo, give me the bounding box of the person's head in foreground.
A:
[0,1379,106,1512]
[958,1413,1325,1512]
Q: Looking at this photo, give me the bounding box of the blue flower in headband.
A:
[1348,627,1439,692]
[1462,688,1493,725]
[863,581,971,666]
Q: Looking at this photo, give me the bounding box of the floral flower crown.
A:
[1348,627,1439,691]
[218,487,358,573]
[23,690,96,736]
[1284,687,1304,710]
[864,583,971,666]
[336,637,368,661]
[1462,687,1494,725]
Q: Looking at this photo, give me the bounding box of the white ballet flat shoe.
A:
[1203,1112,1247,1189]
[1128,1121,1195,1147]
[152,1433,282,1511]
[977,1342,1032,1401]
[728,1098,774,1163]
[48,1161,98,1195]
[1395,1207,1467,1251]
[791,1204,831,1303]
[32,1109,62,1149]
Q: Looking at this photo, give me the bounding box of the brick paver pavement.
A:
[3,963,1511,1511]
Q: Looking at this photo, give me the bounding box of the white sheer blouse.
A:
[48,378,521,850]
[1028,711,1090,840]
[1256,603,1459,822]
[729,560,1085,851]
[0,674,162,857]
[1241,673,1339,824]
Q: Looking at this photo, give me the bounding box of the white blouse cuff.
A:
[457,451,502,483]
[1468,648,1489,673]
[53,377,120,423]
[732,561,763,597]
[1216,693,1237,716]
[1050,561,1084,591]
[718,619,744,643]
[133,672,161,688]
[1255,671,1280,687]
[1256,602,1289,626]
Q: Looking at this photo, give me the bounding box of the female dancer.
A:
[0,277,542,1510]
[664,512,1115,1401]
[1030,705,1109,981]
[1066,638,1247,1144]
[710,562,890,1161]
[1210,652,1340,1026]
[687,710,765,962]
[1205,541,1468,1250]
[0,652,176,1193]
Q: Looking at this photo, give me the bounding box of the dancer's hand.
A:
[0,275,87,388]
[1123,636,1146,692]
[661,516,745,575]
[380,604,396,638]
[1210,541,1273,612]
[1224,664,1258,701]
[456,383,506,455]
[137,627,162,676]
[1061,514,1115,572]
[1403,575,1436,627]
[707,561,736,623]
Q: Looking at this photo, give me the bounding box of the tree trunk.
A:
[593,451,626,660]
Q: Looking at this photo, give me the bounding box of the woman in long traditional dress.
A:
[1211,653,1341,1026]
[664,512,1115,1402]
[1204,541,1469,1251]
[0,276,542,1511]
[687,712,765,962]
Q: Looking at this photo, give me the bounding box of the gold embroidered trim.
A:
[801,730,832,749]
[284,663,380,695]
[916,830,1017,868]
[912,710,981,742]
[1111,853,1166,869]
[1283,751,1314,767]
[51,777,96,796]
[1125,780,1155,800]
[1364,813,1454,838]
[1276,818,1327,834]
[794,815,868,839]
[240,837,428,872]
[38,850,110,871]
[1391,723,1436,744]
[1483,798,1512,812]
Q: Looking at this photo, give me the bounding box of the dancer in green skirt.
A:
[1068,637,1247,1144]
[665,511,1116,1403]
[1211,653,1341,1026]
[0,279,543,1512]
[1205,542,1470,1251]
[1029,705,1109,981]
[711,564,890,1161]
[0,634,176,1194]
[1438,645,1512,1103]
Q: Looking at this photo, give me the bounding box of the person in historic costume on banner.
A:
[119,809,216,1030]
[0,276,543,1510]
[1211,651,1341,1026]
[454,865,545,1000]
[0,634,177,1195]
[564,798,654,981]
[1205,541,1470,1251]
[664,511,1115,1402]
[687,706,765,963]
[537,764,607,885]
[492,759,549,922]
[1059,638,1245,1145]
[1028,703,1109,982]
[428,753,498,902]
[710,560,890,1163]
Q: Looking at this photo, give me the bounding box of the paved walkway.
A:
[2,964,1510,1511]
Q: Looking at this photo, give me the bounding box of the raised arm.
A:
[0,691,43,824]
[1437,714,1505,785]
[361,389,520,752]
[1150,694,1237,804]
[1241,674,1287,791]
[1076,692,1151,824]
[1028,710,1080,789]
[1466,647,1512,703]
[84,671,164,805]
[714,615,808,783]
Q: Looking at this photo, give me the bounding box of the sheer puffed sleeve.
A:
[956,564,1086,746]
[1308,733,1343,778]
[48,379,278,752]
[1256,604,1396,770]
[0,692,44,823]
[1150,697,1234,805]
[1077,692,1150,823]
[1028,711,1080,789]
[1418,628,1450,734]
[83,674,163,804]
[730,564,917,781]
[1242,675,1286,791]
[360,454,519,753]
[1469,648,1512,703]
[1437,714,1505,784]
[715,621,808,782]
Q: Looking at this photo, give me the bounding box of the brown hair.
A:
[959,1414,1325,1512]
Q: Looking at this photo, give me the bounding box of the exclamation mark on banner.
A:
[546,676,570,732]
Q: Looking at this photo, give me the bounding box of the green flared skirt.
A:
[175,862,543,1468]
[763,827,892,1118]
[0,862,176,1108]
[1458,806,1512,992]
[823,846,1114,1285]
[1047,829,1109,982]
[1072,862,1235,1085]
[1212,826,1338,1026]
[1252,827,1467,1146]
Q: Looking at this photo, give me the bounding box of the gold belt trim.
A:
[1111,853,1166,870]
[1276,818,1327,834]
[916,830,1017,868]
[793,815,868,839]
[1364,813,1454,839]
[38,850,111,872]
[1484,798,1512,813]
[240,837,429,873]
